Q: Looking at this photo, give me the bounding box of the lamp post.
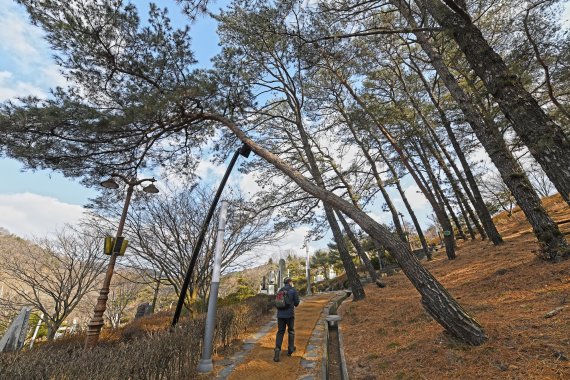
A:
[84,174,159,349]
[305,239,311,296]
[398,212,412,251]
[197,200,228,373]
[171,143,251,328]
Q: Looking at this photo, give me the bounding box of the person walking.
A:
[274,277,300,362]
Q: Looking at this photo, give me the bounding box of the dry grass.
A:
[339,194,570,379]
[0,296,274,379]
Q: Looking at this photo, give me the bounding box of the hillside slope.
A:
[339,194,570,379]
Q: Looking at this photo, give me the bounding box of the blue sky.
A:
[0,0,376,254]
[3,0,563,252]
[0,0,231,238]
[0,0,333,256]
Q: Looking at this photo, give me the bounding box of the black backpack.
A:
[274,287,290,309]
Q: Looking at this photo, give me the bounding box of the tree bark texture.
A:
[458,196,476,240]
[325,207,366,300]
[394,1,568,258]
[416,0,570,206]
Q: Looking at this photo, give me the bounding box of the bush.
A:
[0,296,273,380]
[218,281,258,306]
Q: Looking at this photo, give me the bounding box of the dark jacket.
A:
[276,284,300,319]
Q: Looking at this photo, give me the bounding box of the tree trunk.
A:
[456,192,476,240]
[406,145,458,257]
[416,0,570,206]
[336,210,379,282]
[411,57,502,244]
[432,131,485,240]
[394,61,486,241]
[334,72,457,258]
[394,1,568,259]
[46,323,58,341]
[314,125,407,244]
[325,207,366,300]
[437,180,467,241]
[374,242,385,270]
[338,109,407,243]
[294,113,366,300]
[422,132,482,240]
[210,113,487,345]
[377,146,431,258]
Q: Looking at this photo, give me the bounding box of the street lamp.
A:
[197,200,228,373]
[84,174,159,349]
[171,143,251,328]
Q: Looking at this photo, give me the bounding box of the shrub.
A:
[219,281,257,306]
[0,295,273,379]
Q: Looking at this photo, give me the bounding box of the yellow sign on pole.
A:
[104,236,128,256]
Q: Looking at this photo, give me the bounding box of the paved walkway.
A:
[212,292,336,380]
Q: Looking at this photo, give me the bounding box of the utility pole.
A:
[171,143,250,328]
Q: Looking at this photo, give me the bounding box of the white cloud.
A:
[0,71,46,101]
[366,210,392,226]
[0,0,65,101]
[195,160,227,181]
[0,193,86,239]
[403,184,429,210]
[0,2,44,63]
[0,71,11,81]
[260,226,311,259]
[237,172,262,195]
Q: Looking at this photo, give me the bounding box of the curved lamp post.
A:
[171,143,251,328]
[84,174,158,349]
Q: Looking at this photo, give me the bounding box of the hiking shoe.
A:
[287,346,296,356]
[273,348,281,362]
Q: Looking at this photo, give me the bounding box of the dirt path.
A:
[221,292,335,380]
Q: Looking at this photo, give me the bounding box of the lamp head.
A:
[239,143,251,158]
[100,178,119,189]
[143,183,159,194]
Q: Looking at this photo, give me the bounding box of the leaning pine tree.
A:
[0,0,487,345]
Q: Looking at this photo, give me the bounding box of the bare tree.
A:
[526,161,555,198]
[479,172,517,217]
[124,184,283,313]
[104,276,143,329]
[0,227,105,340]
[0,233,27,334]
